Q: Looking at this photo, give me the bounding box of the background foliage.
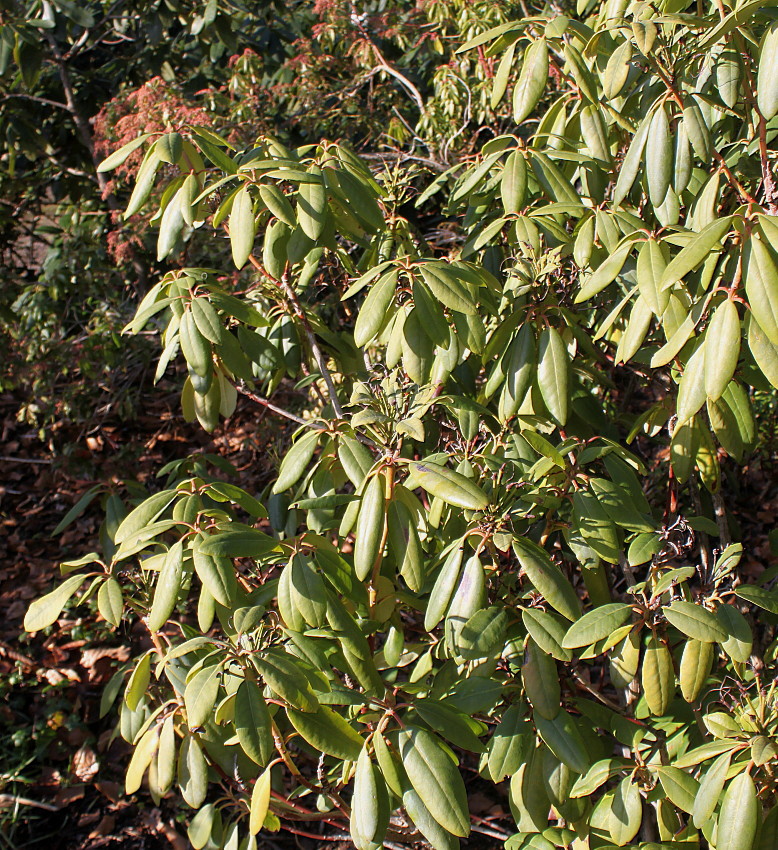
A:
[9,0,778,848]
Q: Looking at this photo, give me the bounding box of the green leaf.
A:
[114,489,177,544]
[457,606,509,660]
[562,603,632,649]
[676,342,707,426]
[192,542,236,607]
[660,217,733,292]
[297,166,327,240]
[235,680,273,766]
[354,269,398,347]
[351,745,389,849]
[716,603,753,663]
[613,112,651,207]
[716,772,759,850]
[256,651,319,712]
[190,297,223,345]
[424,545,464,631]
[124,652,152,711]
[148,541,185,631]
[607,775,642,846]
[704,299,740,402]
[536,327,569,425]
[24,573,86,632]
[98,133,154,172]
[402,785,460,850]
[184,663,222,729]
[746,234,778,345]
[644,105,671,207]
[736,585,778,614]
[125,726,159,795]
[486,704,529,782]
[353,473,386,581]
[178,733,208,809]
[747,313,778,388]
[197,527,279,558]
[418,263,477,315]
[575,240,634,302]
[192,801,218,847]
[501,149,528,213]
[98,577,123,627]
[407,460,488,511]
[514,538,581,622]
[758,22,778,120]
[693,749,732,828]
[656,766,699,814]
[273,429,321,493]
[522,608,572,661]
[287,704,363,761]
[641,635,674,715]
[664,601,728,642]
[514,38,549,124]
[229,185,255,269]
[570,759,627,798]
[523,636,560,720]
[679,638,714,703]
[399,726,470,837]
[157,715,176,793]
[535,709,591,774]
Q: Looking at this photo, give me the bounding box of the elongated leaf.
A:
[126,726,159,794]
[297,167,327,240]
[657,766,699,815]
[24,573,86,632]
[184,663,222,729]
[514,38,548,124]
[115,490,177,544]
[178,734,208,808]
[256,651,319,712]
[407,460,488,511]
[679,638,714,702]
[273,429,320,493]
[229,185,255,269]
[758,22,778,120]
[642,635,674,715]
[717,772,759,850]
[736,585,778,613]
[537,327,569,425]
[148,541,185,631]
[746,234,778,345]
[351,745,389,849]
[287,704,363,760]
[353,473,386,581]
[644,105,671,207]
[660,217,733,292]
[704,299,740,402]
[514,538,581,622]
[399,726,470,837]
[235,680,273,766]
[535,709,591,774]
[249,768,272,835]
[562,603,632,649]
[664,601,728,642]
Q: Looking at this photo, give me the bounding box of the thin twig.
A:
[243,251,345,419]
[236,384,310,427]
[0,795,59,812]
[0,456,52,465]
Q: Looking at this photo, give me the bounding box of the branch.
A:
[244,252,345,419]
[236,383,310,427]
